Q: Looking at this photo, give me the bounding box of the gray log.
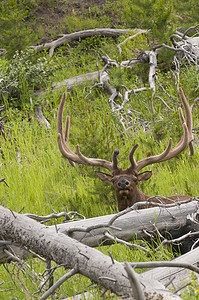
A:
[52,71,100,90]
[0,206,181,299]
[1,200,197,264]
[52,200,199,247]
[31,28,134,57]
[142,245,199,293]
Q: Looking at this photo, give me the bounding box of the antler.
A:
[57,93,120,172]
[127,87,194,173]
[58,88,194,174]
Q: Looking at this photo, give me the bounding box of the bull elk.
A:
[57,88,194,211]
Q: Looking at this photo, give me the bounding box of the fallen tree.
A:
[46,25,199,136]
[1,199,199,298]
[0,205,191,299]
[30,28,147,57]
[1,198,199,262]
[47,198,199,250]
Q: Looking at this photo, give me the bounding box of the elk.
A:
[57,88,194,211]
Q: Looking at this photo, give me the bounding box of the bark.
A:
[51,71,100,90]
[143,246,199,292]
[50,199,199,248]
[2,199,197,264]
[0,206,181,299]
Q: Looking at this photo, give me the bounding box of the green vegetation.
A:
[0,0,199,298]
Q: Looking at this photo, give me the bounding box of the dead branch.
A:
[35,25,197,138]
[24,211,86,223]
[148,50,157,94]
[47,198,199,250]
[104,230,150,254]
[156,230,199,251]
[24,212,71,223]
[33,25,199,138]
[130,261,199,274]
[182,24,199,39]
[34,105,51,130]
[31,28,135,57]
[124,262,146,300]
[40,268,77,300]
[142,246,199,293]
[117,29,148,54]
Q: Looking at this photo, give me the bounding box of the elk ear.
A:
[95,171,113,183]
[137,171,152,182]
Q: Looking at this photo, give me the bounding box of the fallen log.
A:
[49,199,199,248]
[0,205,181,299]
[142,246,199,293]
[1,199,198,264]
[31,28,146,57]
[51,71,100,90]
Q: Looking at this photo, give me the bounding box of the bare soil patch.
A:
[33,0,108,43]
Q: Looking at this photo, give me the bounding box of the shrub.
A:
[0,0,38,57]
[0,49,57,108]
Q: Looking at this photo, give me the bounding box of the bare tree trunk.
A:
[48,199,199,248]
[0,206,181,299]
[31,28,138,57]
[1,200,198,263]
[52,71,100,90]
[143,245,199,292]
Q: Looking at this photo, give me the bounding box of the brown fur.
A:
[96,171,191,211]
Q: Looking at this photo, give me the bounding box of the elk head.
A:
[57,88,194,211]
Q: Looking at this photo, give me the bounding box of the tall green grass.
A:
[1,86,198,217]
[0,2,199,296]
[1,84,198,298]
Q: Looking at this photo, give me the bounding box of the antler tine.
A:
[129,139,173,173]
[128,87,193,173]
[179,87,194,156]
[159,87,194,161]
[57,93,118,172]
[75,145,115,171]
[57,93,81,166]
[64,115,70,143]
[112,149,120,172]
[128,144,139,171]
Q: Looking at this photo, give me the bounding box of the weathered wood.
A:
[0,206,182,299]
[0,240,30,263]
[34,104,51,129]
[52,71,100,90]
[51,200,199,248]
[31,28,135,57]
[1,200,198,264]
[142,246,199,293]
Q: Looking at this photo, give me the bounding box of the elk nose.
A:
[118,180,129,189]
